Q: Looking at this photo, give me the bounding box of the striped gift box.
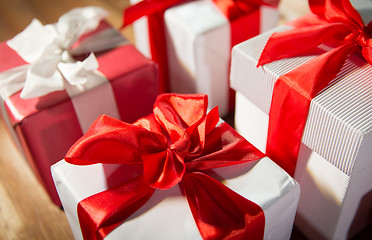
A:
[230,25,372,240]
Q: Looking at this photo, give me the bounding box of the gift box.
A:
[230,1,372,239]
[126,0,279,116]
[0,7,159,206]
[51,93,300,240]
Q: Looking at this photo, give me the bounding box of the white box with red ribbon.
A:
[230,1,372,238]
[128,0,279,116]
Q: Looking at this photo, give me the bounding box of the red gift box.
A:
[0,7,159,205]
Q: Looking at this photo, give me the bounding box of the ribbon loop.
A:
[7,19,58,63]
[3,7,112,99]
[56,6,108,49]
[21,55,64,99]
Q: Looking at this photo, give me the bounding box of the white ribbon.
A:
[0,6,117,99]
[0,6,127,133]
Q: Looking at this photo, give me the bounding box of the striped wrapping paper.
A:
[230,25,372,239]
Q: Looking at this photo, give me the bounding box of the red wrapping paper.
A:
[0,21,159,205]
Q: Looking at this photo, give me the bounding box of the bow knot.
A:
[59,49,75,63]
[2,7,109,99]
[355,28,372,47]
[142,132,192,190]
[169,132,191,158]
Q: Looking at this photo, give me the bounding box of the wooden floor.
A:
[0,0,369,239]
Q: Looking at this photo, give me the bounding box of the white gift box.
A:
[230,22,372,240]
[52,156,299,240]
[130,0,279,116]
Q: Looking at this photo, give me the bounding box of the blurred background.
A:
[0,0,310,42]
[0,0,368,240]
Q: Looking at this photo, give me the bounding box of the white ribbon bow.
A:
[2,7,111,99]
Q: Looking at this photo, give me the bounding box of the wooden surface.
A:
[0,0,134,43]
[0,2,130,239]
[0,0,368,240]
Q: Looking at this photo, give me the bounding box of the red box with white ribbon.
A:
[0,7,159,205]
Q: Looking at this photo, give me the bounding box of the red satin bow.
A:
[65,93,265,240]
[123,0,278,93]
[257,0,372,176]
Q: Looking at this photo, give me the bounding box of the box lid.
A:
[230,25,372,176]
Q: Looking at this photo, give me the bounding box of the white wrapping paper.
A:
[230,24,372,239]
[129,0,278,116]
[52,156,299,240]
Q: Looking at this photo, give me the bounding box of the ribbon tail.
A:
[77,176,155,240]
[154,93,209,142]
[183,172,265,240]
[266,42,356,176]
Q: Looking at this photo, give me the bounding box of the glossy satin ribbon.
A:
[65,93,266,240]
[257,0,372,176]
[123,0,278,93]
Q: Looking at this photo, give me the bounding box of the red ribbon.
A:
[123,0,278,94]
[257,0,372,176]
[65,93,266,240]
